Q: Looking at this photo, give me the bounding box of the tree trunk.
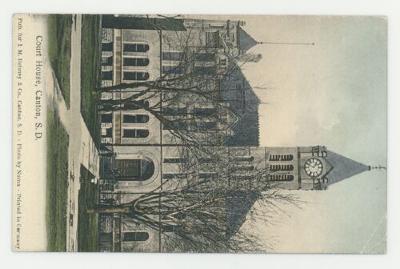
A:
[87,205,131,214]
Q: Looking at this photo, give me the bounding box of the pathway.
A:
[47,14,100,252]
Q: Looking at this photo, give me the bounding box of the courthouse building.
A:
[96,15,371,252]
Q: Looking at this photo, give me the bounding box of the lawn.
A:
[46,108,69,251]
[47,15,73,108]
[77,166,99,252]
[81,14,102,144]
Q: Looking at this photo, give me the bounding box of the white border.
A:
[2,1,399,269]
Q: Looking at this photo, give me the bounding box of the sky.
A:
[215,15,387,253]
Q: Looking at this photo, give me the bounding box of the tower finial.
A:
[369,165,387,171]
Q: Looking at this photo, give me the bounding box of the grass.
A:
[81,14,102,144]
[77,166,99,252]
[47,15,73,108]
[46,108,69,251]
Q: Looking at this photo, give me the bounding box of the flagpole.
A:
[257,41,315,46]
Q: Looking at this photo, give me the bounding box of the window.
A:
[102,71,113,80]
[102,42,113,52]
[162,225,180,232]
[123,129,149,138]
[123,114,149,123]
[115,159,155,181]
[163,121,187,130]
[162,107,187,116]
[198,157,213,163]
[269,154,294,161]
[164,158,187,164]
[123,72,149,81]
[101,114,113,123]
[233,156,254,162]
[124,100,150,111]
[122,232,149,242]
[193,107,217,117]
[123,58,149,66]
[231,165,254,172]
[163,173,187,180]
[123,43,149,53]
[194,53,215,62]
[269,164,294,172]
[268,174,294,181]
[196,121,217,130]
[162,65,184,75]
[162,52,184,61]
[205,31,220,48]
[194,66,217,76]
[199,172,217,179]
[232,174,253,180]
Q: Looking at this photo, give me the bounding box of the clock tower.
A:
[264,145,371,190]
[225,145,371,191]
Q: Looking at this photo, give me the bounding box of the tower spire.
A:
[324,150,370,186]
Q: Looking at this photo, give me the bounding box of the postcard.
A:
[12,14,387,253]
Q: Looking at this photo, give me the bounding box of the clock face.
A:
[304,158,323,177]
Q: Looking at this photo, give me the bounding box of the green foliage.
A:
[80,15,101,144]
[77,166,99,252]
[46,108,69,251]
[47,15,72,107]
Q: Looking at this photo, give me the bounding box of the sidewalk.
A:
[47,14,100,252]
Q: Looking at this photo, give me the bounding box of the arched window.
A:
[164,158,187,164]
[123,43,149,53]
[101,113,113,123]
[269,154,294,161]
[102,71,113,80]
[123,114,149,123]
[115,159,155,181]
[123,72,149,81]
[123,58,149,66]
[102,42,113,52]
[122,232,149,242]
[123,129,149,138]
[232,165,254,172]
[233,156,254,162]
[268,174,294,181]
[269,164,294,172]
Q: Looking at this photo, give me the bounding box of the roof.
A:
[225,191,259,238]
[325,150,370,185]
[237,26,259,52]
[221,67,261,147]
[102,15,187,31]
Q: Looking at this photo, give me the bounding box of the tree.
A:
[98,17,258,150]
[90,145,301,252]
[94,16,301,252]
